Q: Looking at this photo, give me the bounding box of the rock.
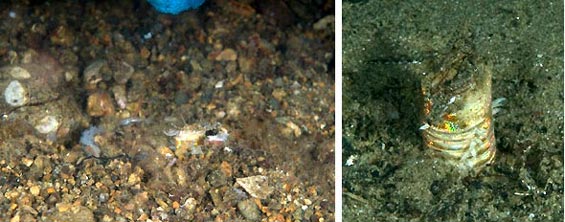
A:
[3,80,28,106]
[111,60,134,84]
[30,185,40,196]
[3,66,31,79]
[237,199,261,221]
[111,85,127,109]
[87,92,115,117]
[49,205,95,222]
[83,60,108,90]
[216,48,238,61]
[34,115,60,134]
[236,175,274,199]
[207,169,228,188]
[50,25,75,47]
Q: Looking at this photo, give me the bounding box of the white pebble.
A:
[143,32,152,40]
[419,123,430,130]
[4,80,28,106]
[35,115,60,134]
[215,80,224,88]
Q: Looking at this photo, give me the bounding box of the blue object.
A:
[80,126,103,157]
[148,0,205,14]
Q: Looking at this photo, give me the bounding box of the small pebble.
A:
[4,66,31,79]
[99,193,109,203]
[216,48,238,61]
[112,61,134,84]
[236,175,273,199]
[214,80,224,88]
[237,199,261,221]
[207,169,228,188]
[3,80,28,106]
[87,92,115,117]
[22,157,34,167]
[30,185,40,196]
[83,60,107,90]
[34,115,60,134]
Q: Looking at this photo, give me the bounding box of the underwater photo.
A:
[342,0,563,221]
[0,0,335,221]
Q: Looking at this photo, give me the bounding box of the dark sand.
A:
[343,0,563,221]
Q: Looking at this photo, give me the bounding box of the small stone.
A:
[127,172,141,185]
[57,203,72,212]
[135,192,149,206]
[3,80,29,106]
[220,161,233,177]
[46,187,56,194]
[22,158,34,167]
[238,57,254,73]
[87,92,115,117]
[157,146,174,158]
[271,88,287,101]
[140,47,151,59]
[236,175,274,199]
[50,25,75,47]
[111,61,134,84]
[207,169,227,188]
[111,85,127,109]
[237,199,261,221]
[5,190,19,200]
[172,201,180,209]
[83,60,108,90]
[284,121,302,137]
[216,48,238,61]
[3,66,31,79]
[214,80,224,88]
[34,115,60,134]
[99,193,109,203]
[30,185,40,196]
[183,197,197,214]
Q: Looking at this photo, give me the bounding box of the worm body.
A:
[420,47,496,173]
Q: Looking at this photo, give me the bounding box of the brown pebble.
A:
[50,25,74,47]
[268,213,285,222]
[87,92,115,117]
[220,161,233,177]
[238,57,255,74]
[140,47,151,59]
[216,48,238,61]
[137,214,148,221]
